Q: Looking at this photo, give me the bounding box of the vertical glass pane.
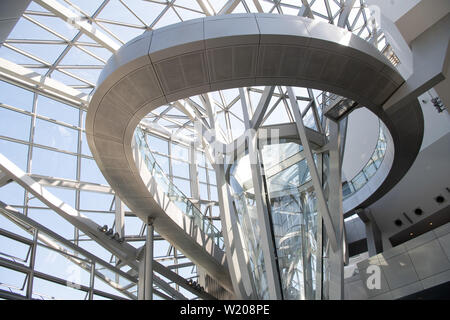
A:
[0,266,28,296]
[81,131,92,156]
[34,119,78,152]
[146,134,168,154]
[31,147,77,180]
[37,95,79,126]
[80,191,114,211]
[0,139,29,171]
[171,142,189,161]
[0,108,30,140]
[80,158,107,185]
[0,81,34,112]
[32,277,87,300]
[172,159,190,179]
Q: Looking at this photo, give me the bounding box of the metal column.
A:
[144,218,154,300]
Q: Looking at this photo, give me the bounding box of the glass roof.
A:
[0,0,397,300]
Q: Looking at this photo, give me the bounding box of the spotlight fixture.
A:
[105,228,113,236]
[98,225,108,232]
[410,232,414,236]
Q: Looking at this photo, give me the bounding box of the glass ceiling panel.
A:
[0,0,398,300]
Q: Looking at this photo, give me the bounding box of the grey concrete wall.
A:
[344,222,450,299]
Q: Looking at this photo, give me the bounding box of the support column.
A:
[188,142,199,201]
[26,229,38,299]
[214,162,256,299]
[358,209,383,257]
[287,87,338,251]
[240,88,283,300]
[327,120,345,300]
[144,218,154,300]
[89,261,95,300]
[115,197,125,238]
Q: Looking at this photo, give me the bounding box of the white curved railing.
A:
[342,122,387,199]
[134,127,225,250]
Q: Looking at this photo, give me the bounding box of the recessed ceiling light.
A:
[410,232,414,236]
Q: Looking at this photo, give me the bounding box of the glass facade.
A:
[0,0,399,300]
[228,141,328,299]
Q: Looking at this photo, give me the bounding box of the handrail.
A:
[134,127,225,250]
[342,121,387,198]
[315,92,388,200]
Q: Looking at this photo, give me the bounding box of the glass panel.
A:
[0,234,31,264]
[0,108,30,141]
[37,95,79,126]
[34,119,78,152]
[0,81,34,112]
[172,159,190,179]
[134,128,224,250]
[352,171,367,191]
[31,276,87,300]
[198,167,207,183]
[146,134,168,154]
[81,131,92,156]
[199,183,208,200]
[173,177,191,197]
[34,244,91,287]
[0,266,28,296]
[0,139,28,172]
[31,147,77,180]
[153,153,170,174]
[0,181,25,206]
[27,209,75,240]
[171,143,189,161]
[80,191,114,211]
[80,158,107,185]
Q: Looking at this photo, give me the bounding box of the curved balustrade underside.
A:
[86,13,424,290]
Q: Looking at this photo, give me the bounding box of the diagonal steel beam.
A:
[298,0,314,19]
[218,0,242,15]
[287,87,338,251]
[250,86,275,130]
[337,0,357,28]
[0,57,89,107]
[0,201,138,300]
[196,0,215,16]
[33,0,120,52]
[0,153,215,300]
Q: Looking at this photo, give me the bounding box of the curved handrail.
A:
[342,121,387,199]
[134,127,224,250]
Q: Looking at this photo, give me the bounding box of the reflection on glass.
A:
[343,123,387,198]
[134,127,224,250]
[229,141,323,300]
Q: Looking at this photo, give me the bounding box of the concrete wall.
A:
[344,222,450,300]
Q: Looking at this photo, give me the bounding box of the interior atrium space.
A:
[0,0,449,301]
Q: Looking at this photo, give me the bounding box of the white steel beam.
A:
[298,0,314,19]
[0,153,214,300]
[250,86,275,130]
[287,87,338,251]
[196,0,215,16]
[218,0,242,15]
[241,87,283,300]
[33,0,120,52]
[28,174,114,194]
[0,57,89,107]
[337,0,357,28]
